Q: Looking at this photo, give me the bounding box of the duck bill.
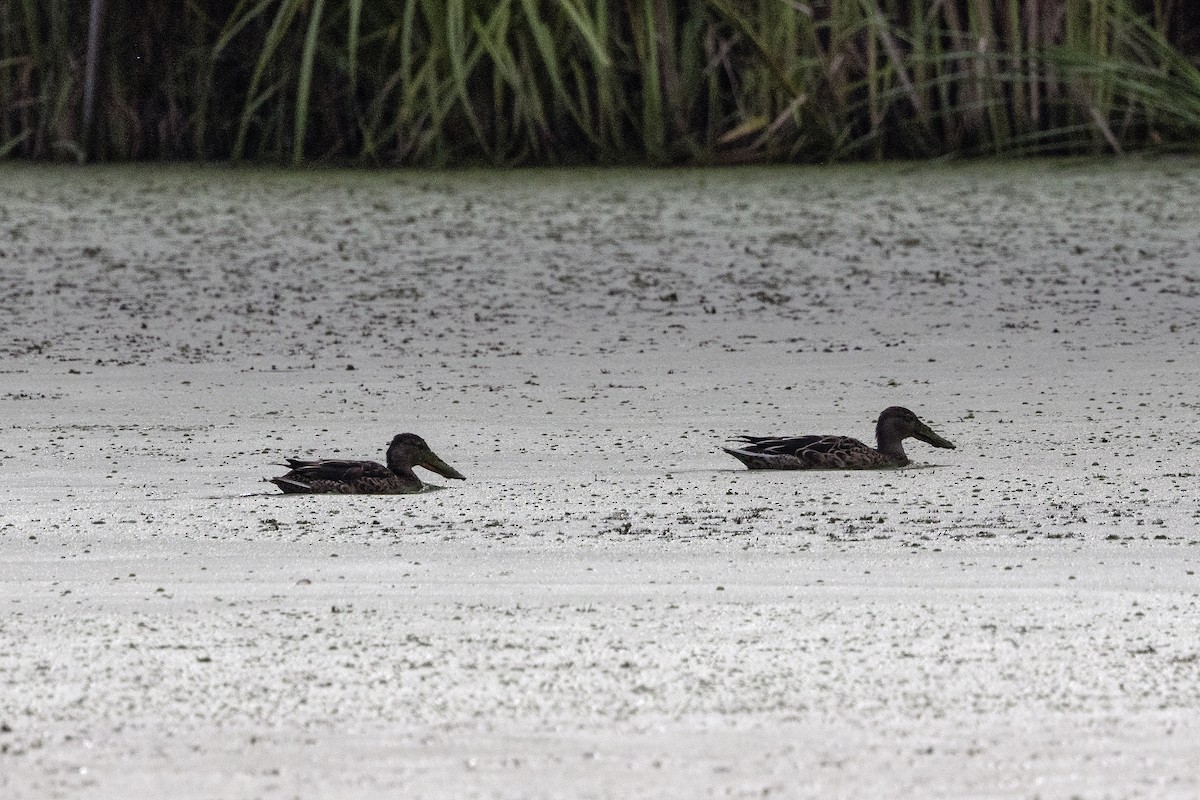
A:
[914,422,956,450]
[419,450,466,480]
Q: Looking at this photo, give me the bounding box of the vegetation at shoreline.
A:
[1,0,1198,165]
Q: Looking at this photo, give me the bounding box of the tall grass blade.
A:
[293,0,326,164]
[232,0,304,160]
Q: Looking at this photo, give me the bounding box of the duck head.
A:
[386,433,466,480]
[875,406,956,461]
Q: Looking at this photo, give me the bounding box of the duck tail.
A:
[721,447,761,470]
[267,476,313,494]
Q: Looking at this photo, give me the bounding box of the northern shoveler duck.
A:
[724,406,955,470]
[268,433,465,494]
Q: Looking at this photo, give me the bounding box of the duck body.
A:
[724,406,955,470]
[269,433,464,494]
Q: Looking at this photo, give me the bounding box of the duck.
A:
[723,406,955,470]
[268,433,465,494]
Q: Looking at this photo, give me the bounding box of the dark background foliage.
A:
[1,0,1198,164]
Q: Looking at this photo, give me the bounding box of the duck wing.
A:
[725,435,888,470]
[281,458,393,483]
[268,458,399,492]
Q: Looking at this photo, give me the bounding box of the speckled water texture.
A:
[2,160,1199,798]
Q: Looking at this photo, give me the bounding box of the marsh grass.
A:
[0,0,1197,164]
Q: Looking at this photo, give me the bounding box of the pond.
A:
[2,159,1198,797]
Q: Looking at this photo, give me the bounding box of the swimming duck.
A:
[723,406,955,470]
[268,433,465,494]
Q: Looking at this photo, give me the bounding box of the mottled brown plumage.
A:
[724,406,955,470]
[268,433,464,494]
